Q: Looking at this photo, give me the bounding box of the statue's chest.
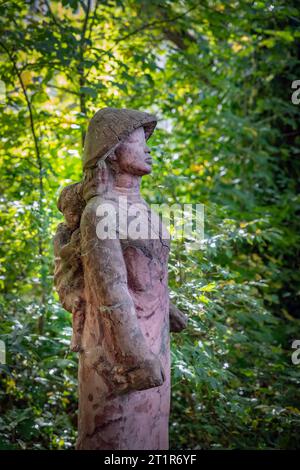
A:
[119,202,170,292]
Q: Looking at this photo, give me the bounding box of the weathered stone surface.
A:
[53,109,188,450]
[77,192,170,449]
[53,182,86,352]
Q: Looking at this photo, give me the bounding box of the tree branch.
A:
[84,3,199,81]
[78,0,91,147]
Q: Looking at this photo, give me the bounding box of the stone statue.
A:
[53,108,187,450]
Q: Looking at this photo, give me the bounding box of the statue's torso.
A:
[94,191,170,298]
[78,194,171,450]
[85,192,170,350]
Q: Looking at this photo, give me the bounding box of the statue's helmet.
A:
[82,107,157,170]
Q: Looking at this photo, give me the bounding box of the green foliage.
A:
[0,0,300,449]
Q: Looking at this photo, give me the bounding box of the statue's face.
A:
[115,127,152,175]
[64,211,81,230]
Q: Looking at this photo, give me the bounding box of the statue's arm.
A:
[169,300,188,333]
[80,203,165,393]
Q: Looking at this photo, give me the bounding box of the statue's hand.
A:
[169,302,188,333]
[128,353,165,390]
[111,352,165,394]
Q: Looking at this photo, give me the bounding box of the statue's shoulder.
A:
[81,195,117,225]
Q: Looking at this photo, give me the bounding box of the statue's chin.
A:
[129,165,152,176]
[143,166,152,175]
[141,163,153,175]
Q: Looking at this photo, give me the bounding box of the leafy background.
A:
[0,0,300,449]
